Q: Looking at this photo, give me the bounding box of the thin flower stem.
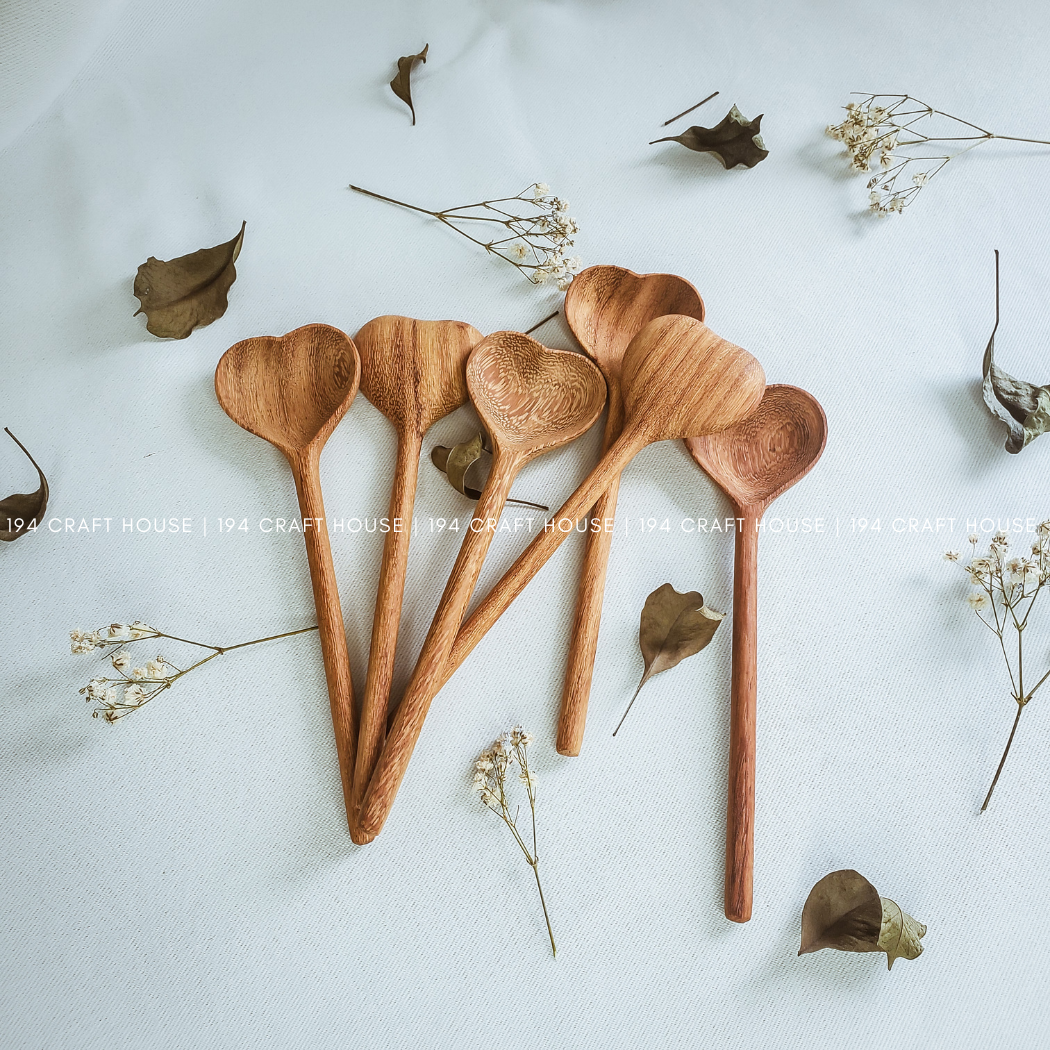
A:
[981,701,1025,811]
[348,184,437,216]
[1023,663,1050,703]
[531,862,556,957]
[526,311,560,335]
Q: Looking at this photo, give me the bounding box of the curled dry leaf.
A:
[649,104,769,169]
[799,869,926,971]
[431,432,548,511]
[390,43,429,125]
[614,583,724,735]
[133,221,245,339]
[1,428,49,543]
[982,252,1050,453]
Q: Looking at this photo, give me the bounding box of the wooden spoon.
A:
[558,265,706,756]
[214,324,361,832]
[361,315,766,835]
[350,316,482,844]
[357,331,607,836]
[686,385,827,923]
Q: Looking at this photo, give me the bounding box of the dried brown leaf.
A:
[614,583,724,735]
[431,433,549,511]
[649,104,769,168]
[1,428,49,543]
[133,221,245,339]
[799,870,926,970]
[390,44,429,125]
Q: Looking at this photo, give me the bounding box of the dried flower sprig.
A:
[471,726,556,956]
[826,93,1050,215]
[70,620,318,722]
[349,182,581,288]
[945,523,1050,809]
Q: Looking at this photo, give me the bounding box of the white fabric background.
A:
[2,1,1050,1046]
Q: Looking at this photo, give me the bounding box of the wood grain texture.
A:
[435,315,767,701]
[351,317,481,844]
[357,332,607,836]
[558,267,706,755]
[214,323,361,834]
[686,385,827,922]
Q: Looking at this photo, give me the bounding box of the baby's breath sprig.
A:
[944,522,1050,809]
[70,621,318,722]
[471,726,556,957]
[349,182,581,289]
[827,93,1050,215]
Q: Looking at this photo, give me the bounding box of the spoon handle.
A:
[556,399,625,756]
[357,451,521,837]
[289,448,357,833]
[440,427,644,693]
[725,512,759,923]
[350,430,423,843]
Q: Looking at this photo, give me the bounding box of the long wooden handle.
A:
[290,448,357,834]
[356,451,523,836]
[556,397,625,756]
[725,512,759,923]
[350,429,423,844]
[436,426,645,695]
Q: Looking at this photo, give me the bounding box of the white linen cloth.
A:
[2,1,1049,1046]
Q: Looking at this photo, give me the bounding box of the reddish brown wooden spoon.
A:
[350,316,482,844]
[559,265,705,756]
[215,324,361,832]
[686,385,827,923]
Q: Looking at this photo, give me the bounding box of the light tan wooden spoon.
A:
[686,385,827,923]
[357,331,607,836]
[215,323,361,832]
[558,265,706,756]
[350,315,482,844]
[360,315,766,836]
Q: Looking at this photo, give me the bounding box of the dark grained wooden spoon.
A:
[686,384,827,923]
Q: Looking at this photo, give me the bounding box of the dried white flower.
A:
[968,592,990,610]
[111,650,130,671]
[943,550,960,562]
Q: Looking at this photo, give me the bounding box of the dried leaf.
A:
[431,433,549,511]
[982,320,1050,454]
[979,250,1050,453]
[649,104,769,168]
[390,44,429,125]
[877,897,927,971]
[432,433,485,499]
[0,428,49,542]
[133,221,246,339]
[614,583,724,735]
[799,870,926,971]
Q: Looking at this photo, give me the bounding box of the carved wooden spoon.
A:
[350,316,482,844]
[559,265,706,756]
[357,331,607,836]
[215,324,361,832]
[686,385,827,923]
